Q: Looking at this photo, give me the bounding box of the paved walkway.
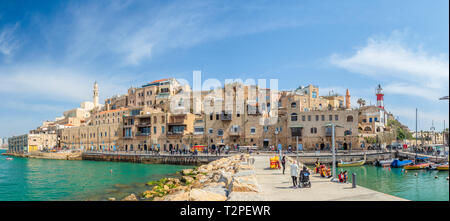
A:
[252,155,407,201]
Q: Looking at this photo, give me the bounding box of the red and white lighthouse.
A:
[376,84,384,109]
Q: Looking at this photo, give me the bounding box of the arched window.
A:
[364,126,372,132]
[347,115,354,122]
[291,113,298,121]
[376,127,381,132]
[291,102,297,108]
[344,130,352,136]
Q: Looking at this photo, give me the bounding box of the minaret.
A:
[345,89,351,109]
[93,81,99,107]
[376,84,384,109]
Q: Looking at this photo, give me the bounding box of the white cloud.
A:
[0,23,20,57]
[44,1,301,66]
[0,65,131,103]
[388,106,449,131]
[330,31,449,101]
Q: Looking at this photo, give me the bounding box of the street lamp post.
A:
[326,123,342,182]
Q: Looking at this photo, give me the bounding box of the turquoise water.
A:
[341,165,449,201]
[0,150,192,201]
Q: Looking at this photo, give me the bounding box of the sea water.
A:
[0,150,192,201]
[342,165,449,201]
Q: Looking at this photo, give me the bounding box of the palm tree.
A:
[357,98,366,107]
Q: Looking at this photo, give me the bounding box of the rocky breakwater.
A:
[122,154,263,201]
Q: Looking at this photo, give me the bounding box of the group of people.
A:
[338,171,348,183]
[314,160,332,178]
[280,156,310,188]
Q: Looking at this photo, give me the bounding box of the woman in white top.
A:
[290,160,299,188]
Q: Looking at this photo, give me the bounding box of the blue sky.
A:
[0,0,448,137]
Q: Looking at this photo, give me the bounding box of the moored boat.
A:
[391,158,413,168]
[374,159,394,167]
[403,157,431,170]
[404,163,431,170]
[436,164,449,171]
[338,154,366,167]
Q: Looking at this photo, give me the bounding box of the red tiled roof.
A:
[149,78,169,84]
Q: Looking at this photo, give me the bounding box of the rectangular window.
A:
[315,115,319,121]
[209,128,213,134]
[302,115,305,121]
[161,126,165,133]
[335,115,338,121]
[321,115,325,121]
[250,127,256,134]
[329,115,333,121]
[308,115,311,121]
[369,118,373,122]
[154,126,157,134]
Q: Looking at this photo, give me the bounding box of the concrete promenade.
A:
[252,155,407,201]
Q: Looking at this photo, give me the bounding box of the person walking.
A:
[290,160,299,188]
[281,156,287,174]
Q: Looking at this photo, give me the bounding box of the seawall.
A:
[82,152,227,166]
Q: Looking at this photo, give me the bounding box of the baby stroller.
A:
[299,170,311,188]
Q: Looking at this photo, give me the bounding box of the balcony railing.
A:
[220,114,232,121]
[137,122,151,127]
[136,132,151,137]
[167,131,183,136]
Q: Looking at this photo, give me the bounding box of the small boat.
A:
[403,157,431,170]
[391,158,413,168]
[426,164,438,170]
[374,159,394,167]
[338,154,366,167]
[436,164,449,171]
[6,157,13,160]
[404,163,431,170]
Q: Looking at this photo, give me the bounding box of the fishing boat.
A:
[403,157,431,170]
[404,163,431,170]
[374,159,394,167]
[391,158,413,168]
[338,154,366,167]
[436,164,449,171]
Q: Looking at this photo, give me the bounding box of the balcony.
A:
[167,131,183,137]
[168,115,186,125]
[136,132,151,137]
[137,122,151,127]
[220,113,232,121]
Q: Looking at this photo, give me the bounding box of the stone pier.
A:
[82,152,227,165]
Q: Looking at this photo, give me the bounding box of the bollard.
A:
[352,173,357,188]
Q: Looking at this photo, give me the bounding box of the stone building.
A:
[287,109,360,150]
[8,133,58,153]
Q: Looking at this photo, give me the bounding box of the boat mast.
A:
[415,108,418,160]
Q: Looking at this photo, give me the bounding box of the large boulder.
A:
[161,190,190,201]
[122,194,138,201]
[182,169,193,175]
[228,176,260,193]
[218,172,233,188]
[181,176,194,183]
[233,170,255,177]
[189,189,227,201]
[228,182,259,193]
[202,184,228,198]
